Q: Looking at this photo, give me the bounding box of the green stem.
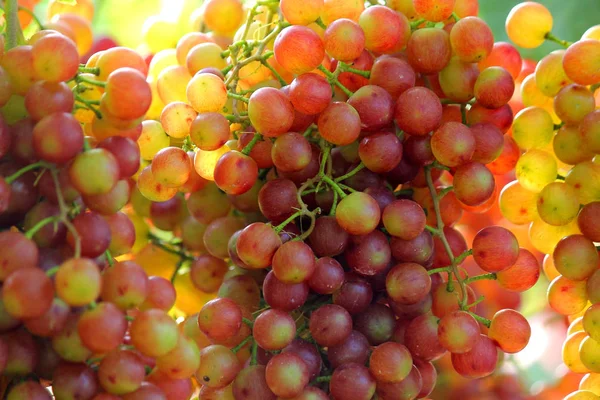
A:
[250,339,258,365]
[5,0,24,50]
[410,18,426,30]
[105,250,114,267]
[451,12,460,21]
[464,272,497,284]
[460,103,467,125]
[241,133,262,155]
[339,62,370,79]
[556,174,566,181]
[466,295,485,309]
[394,188,415,197]
[329,189,338,216]
[5,161,46,184]
[125,315,135,321]
[321,175,346,199]
[170,259,185,284]
[232,335,253,353]
[425,165,469,309]
[227,92,249,103]
[78,66,100,75]
[316,376,332,383]
[242,317,254,328]
[335,162,365,183]
[317,65,354,98]
[46,266,60,277]
[544,32,573,48]
[467,311,492,328]
[75,95,103,119]
[50,169,81,259]
[261,59,287,86]
[18,6,44,29]
[77,75,106,88]
[315,18,327,29]
[24,216,59,239]
[427,266,452,275]
[274,210,303,233]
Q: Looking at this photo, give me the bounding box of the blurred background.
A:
[27,0,600,399]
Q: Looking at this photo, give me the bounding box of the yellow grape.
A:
[566,161,600,204]
[161,102,198,139]
[537,182,580,226]
[505,2,553,49]
[499,180,539,225]
[146,81,166,121]
[157,65,192,104]
[542,253,561,281]
[137,166,178,202]
[320,0,365,25]
[529,217,580,255]
[515,149,557,192]
[148,49,178,82]
[583,25,600,41]
[580,373,600,396]
[386,0,418,20]
[562,331,592,373]
[512,106,554,149]
[194,145,230,181]
[187,73,228,113]
[548,275,588,316]
[138,120,170,161]
[535,50,572,97]
[580,336,600,373]
[201,0,245,36]
[280,0,323,25]
[565,391,600,400]
[569,317,585,336]
[125,209,151,254]
[186,42,227,75]
[521,74,552,107]
[142,17,180,53]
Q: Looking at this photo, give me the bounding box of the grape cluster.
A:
[0,0,597,398]
[501,3,600,399]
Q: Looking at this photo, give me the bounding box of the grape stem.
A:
[467,311,492,328]
[241,133,262,155]
[424,165,469,309]
[250,339,258,365]
[105,250,114,266]
[315,376,332,383]
[466,295,485,309]
[335,162,365,183]
[427,266,452,275]
[544,32,573,48]
[338,62,371,79]
[45,266,60,277]
[77,75,107,88]
[5,161,47,184]
[74,94,103,119]
[18,6,44,29]
[410,18,426,30]
[50,168,81,259]
[24,216,60,239]
[78,66,100,75]
[242,317,254,328]
[227,92,249,103]
[463,272,497,284]
[317,65,354,98]
[556,174,566,181]
[5,0,24,50]
[232,335,253,353]
[125,315,134,322]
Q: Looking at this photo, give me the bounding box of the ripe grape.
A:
[451,334,498,378]
[506,2,553,49]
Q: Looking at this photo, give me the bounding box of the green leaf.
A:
[56,0,77,5]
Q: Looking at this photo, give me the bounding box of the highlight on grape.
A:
[0,0,598,398]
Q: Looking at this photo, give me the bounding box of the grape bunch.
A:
[0,0,595,398]
[499,3,600,399]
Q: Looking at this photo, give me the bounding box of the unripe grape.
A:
[187,73,228,113]
[553,234,599,281]
[506,2,553,49]
[32,34,79,83]
[554,84,596,124]
[563,40,600,85]
[512,106,554,150]
[186,42,227,75]
[515,149,557,192]
[152,147,191,188]
[499,181,539,225]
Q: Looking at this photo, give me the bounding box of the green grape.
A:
[499,180,539,225]
[512,106,554,150]
[516,149,558,193]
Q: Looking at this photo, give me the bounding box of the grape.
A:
[252,309,296,351]
[547,276,588,316]
[280,0,323,25]
[395,87,442,136]
[537,182,579,226]
[382,200,426,240]
[98,350,146,395]
[488,309,531,353]
[566,161,600,205]
[431,122,475,167]
[317,102,361,145]
[369,56,416,99]
[233,365,276,399]
[309,304,352,347]
[157,66,191,104]
[55,257,101,307]
[563,40,600,85]
[506,2,553,49]
[496,248,541,292]
[6,381,52,400]
[130,309,179,358]
[554,235,599,281]
[323,19,365,62]
[213,151,258,196]
[369,342,412,383]
[272,241,316,284]
[554,84,596,124]
[565,391,600,400]
[140,276,177,311]
[438,58,479,103]
[515,149,557,193]
[2,267,53,320]
[327,330,370,369]
[512,106,554,150]
[478,42,522,80]
[156,334,200,379]
[385,262,431,305]
[414,0,455,22]
[289,73,332,115]
[198,298,242,344]
[451,334,498,378]
[438,310,481,354]
[345,230,391,276]
[578,202,600,242]
[248,87,294,138]
[69,148,120,196]
[348,85,394,131]
[272,132,313,173]
[354,303,396,345]
[535,50,572,97]
[450,17,494,63]
[104,68,152,120]
[274,26,324,75]
[97,137,141,179]
[584,304,600,342]
[529,216,581,255]
[32,34,79,83]
[472,226,519,272]
[466,102,513,133]
[335,191,380,235]
[470,123,504,164]
[453,162,495,206]
[52,362,99,400]
[406,28,452,74]
[405,313,447,361]
[265,352,309,398]
[186,43,227,75]
[359,5,409,54]
[78,301,126,353]
[376,364,423,400]
[282,340,322,382]
[330,363,376,400]
[563,331,590,373]
[24,297,69,337]
[554,124,594,166]
[333,274,373,314]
